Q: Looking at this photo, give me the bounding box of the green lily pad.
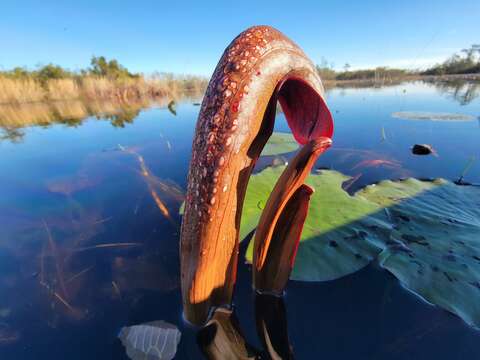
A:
[240,167,480,328]
[240,167,392,281]
[260,132,299,156]
[391,111,475,122]
[363,179,480,329]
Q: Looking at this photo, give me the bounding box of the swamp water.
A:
[0,80,479,359]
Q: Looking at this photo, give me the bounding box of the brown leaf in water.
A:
[145,177,184,203]
[118,144,183,221]
[149,189,173,220]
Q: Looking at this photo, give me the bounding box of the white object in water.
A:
[118,320,181,360]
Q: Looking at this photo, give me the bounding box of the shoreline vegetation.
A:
[0,56,208,141]
[1,47,479,141]
[0,56,208,105]
[2,44,479,105]
[1,76,477,143]
[323,73,480,89]
[1,46,479,105]
[318,44,480,87]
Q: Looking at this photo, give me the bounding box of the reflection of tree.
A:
[104,108,141,128]
[57,117,84,128]
[432,80,480,105]
[0,100,149,142]
[0,127,25,143]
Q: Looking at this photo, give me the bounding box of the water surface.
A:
[0,80,479,359]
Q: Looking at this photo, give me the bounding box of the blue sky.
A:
[1,0,479,75]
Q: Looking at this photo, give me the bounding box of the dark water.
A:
[0,80,479,359]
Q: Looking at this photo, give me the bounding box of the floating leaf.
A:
[260,132,299,156]
[392,111,475,122]
[240,167,480,328]
[361,179,480,329]
[119,320,181,360]
[241,167,389,281]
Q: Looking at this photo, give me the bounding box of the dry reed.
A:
[0,76,45,104]
[0,74,207,106]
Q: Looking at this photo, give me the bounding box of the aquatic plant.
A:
[0,57,208,105]
[240,166,480,328]
[180,25,333,325]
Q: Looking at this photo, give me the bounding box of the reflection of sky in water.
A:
[0,81,479,359]
[276,81,480,188]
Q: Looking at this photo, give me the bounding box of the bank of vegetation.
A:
[316,57,415,87]
[317,44,480,87]
[2,44,480,105]
[0,56,208,105]
[422,45,480,76]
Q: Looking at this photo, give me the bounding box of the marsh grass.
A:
[0,77,45,104]
[47,79,80,101]
[0,74,207,105]
[0,73,207,139]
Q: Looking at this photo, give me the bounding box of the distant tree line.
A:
[0,56,139,85]
[422,45,480,75]
[84,56,139,79]
[316,45,480,82]
[315,57,410,82]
